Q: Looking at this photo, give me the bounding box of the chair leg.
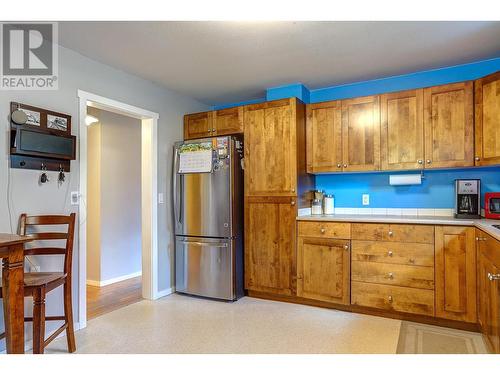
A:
[63,281,76,353]
[32,287,46,354]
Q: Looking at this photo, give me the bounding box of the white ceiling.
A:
[59,21,500,105]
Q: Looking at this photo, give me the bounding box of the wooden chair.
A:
[0,213,76,354]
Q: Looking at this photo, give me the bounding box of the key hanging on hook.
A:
[39,163,49,184]
[58,164,65,184]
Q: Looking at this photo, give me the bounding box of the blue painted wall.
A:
[316,167,500,209]
[212,57,500,209]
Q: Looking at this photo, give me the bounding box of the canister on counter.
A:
[323,194,334,215]
[311,199,323,215]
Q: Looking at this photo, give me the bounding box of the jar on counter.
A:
[311,199,323,215]
[323,194,334,215]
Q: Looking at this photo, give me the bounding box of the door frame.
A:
[77,90,160,329]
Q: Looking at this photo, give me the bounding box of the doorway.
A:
[78,90,159,329]
[86,107,143,320]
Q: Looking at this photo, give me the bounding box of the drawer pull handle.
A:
[388,272,394,279]
[320,228,326,234]
[488,273,500,281]
[388,231,393,236]
[387,250,393,257]
[388,296,393,303]
[476,237,487,241]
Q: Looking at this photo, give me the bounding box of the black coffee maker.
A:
[454,179,481,218]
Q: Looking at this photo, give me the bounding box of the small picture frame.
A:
[21,108,41,126]
[47,114,68,131]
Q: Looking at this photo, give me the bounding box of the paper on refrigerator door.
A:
[178,142,213,173]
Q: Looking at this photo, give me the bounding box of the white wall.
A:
[0,44,209,351]
[86,109,101,283]
[87,109,142,283]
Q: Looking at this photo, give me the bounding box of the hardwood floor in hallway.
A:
[87,276,143,320]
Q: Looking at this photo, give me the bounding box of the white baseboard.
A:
[155,287,175,299]
[86,271,142,287]
[0,322,81,354]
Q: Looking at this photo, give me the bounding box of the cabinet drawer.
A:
[351,223,434,243]
[351,261,434,289]
[298,221,351,239]
[351,281,435,316]
[351,240,434,266]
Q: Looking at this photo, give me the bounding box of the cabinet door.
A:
[244,99,297,196]
[423,82,474,168]
[244,196,296,296]
[342,95,381,172]
[297,237,350,304]
[435,226,476,322]
[478,233,500,353]
[380,89,424,170]
[213,106,243,136]
[184,111,213,140]
[306,101,343,173]
[474,71,500,166]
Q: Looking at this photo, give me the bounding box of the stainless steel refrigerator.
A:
[173,135,244,301]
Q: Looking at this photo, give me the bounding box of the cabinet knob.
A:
[417,160,423,164]
[475,157,480,161]
[212,128,216,132]
[343,164,347,168]
[388,231,393,236]
[388,296,393,303]
[426,159,432,164]
[291,201,295,206]
[409,258,415,264]
[344,244,349,250]
[207,130,212,133]
[388,272,394,279]
[337,163,341,168]
[488,273,500,281]
[291,188,295,193]
[388,250,393,257]
[320,228,326,234]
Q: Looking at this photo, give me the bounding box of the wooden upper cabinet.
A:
[423,82,474,169]
[381,90,424,170]
[244,98,298,196]
[475,71,500,166]
[184,111,213,140]
[342,95,381,172]
[306,101,343,173]
[435,226,476,323]
[297,236,350,304]
[213,106,243,136]
[244,196,296,296]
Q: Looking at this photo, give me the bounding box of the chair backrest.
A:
[18,213,76,276]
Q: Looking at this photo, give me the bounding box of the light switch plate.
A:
[362,194,370,206]
[70,191,79,205]
[158,193,164,204]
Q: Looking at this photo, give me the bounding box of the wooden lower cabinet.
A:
[297,236,350,305]
[351,281,435,316]
[477,231,500,353]
[244,196,296,296]
[435,226,476,323]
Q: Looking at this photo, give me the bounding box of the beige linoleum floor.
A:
[47,293,402,354]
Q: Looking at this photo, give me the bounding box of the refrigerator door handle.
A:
[173,147,182,225]
[180,241,228,248]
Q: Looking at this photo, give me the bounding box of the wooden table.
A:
[0,234,32,354]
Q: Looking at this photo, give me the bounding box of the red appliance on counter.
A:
[485,192,500,219]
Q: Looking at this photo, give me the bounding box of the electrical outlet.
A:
[362,194,370,206]
[71,191,79,205]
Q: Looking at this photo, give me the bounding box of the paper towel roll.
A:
[389,174,422,186]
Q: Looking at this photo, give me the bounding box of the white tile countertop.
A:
[297,213,500,241]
